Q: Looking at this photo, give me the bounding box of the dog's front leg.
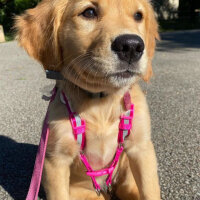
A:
[125,140,160,200]
[42,118,79,200]
[42,158,71,200]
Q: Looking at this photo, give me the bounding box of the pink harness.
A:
[26,87,134,199]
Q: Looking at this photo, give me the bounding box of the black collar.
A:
[46,70,64,80]
[46,70,106,98]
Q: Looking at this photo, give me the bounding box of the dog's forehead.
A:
[69,0,146,10]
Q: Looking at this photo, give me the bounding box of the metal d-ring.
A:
[95,188,101,196]
[107,183,112,193]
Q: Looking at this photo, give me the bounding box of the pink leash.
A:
[26,87,57,200]
[25,88,134,199]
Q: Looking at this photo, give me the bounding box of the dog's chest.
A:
[81,104,121,170]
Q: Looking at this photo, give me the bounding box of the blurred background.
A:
[0,0,200,41]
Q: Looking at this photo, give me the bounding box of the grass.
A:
[5,33,15,42]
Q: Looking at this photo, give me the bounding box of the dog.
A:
[15,0,160,199]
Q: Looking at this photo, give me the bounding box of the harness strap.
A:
[61,92,86,149]
[25,88,134,200]
[26,87,57,200]
[61,91,134,194]
[118,104,134,144]
[80,154,101,193]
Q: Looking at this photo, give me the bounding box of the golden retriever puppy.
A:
[15,0,160,199]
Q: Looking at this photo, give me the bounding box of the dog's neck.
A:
[47,70,129,111]
[58,78,125,100]
[57,78,129,115]
[46,70,108,99]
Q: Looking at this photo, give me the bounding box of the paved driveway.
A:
[0,30,200,200]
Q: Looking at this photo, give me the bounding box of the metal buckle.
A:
[70,115,86,135]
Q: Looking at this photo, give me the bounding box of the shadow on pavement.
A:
[157,30,200,51]
[0,135,121,200]
[0,135,45,200]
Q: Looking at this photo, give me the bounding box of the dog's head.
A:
[15,0,159,93]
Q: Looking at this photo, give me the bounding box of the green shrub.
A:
[0,0,40,33]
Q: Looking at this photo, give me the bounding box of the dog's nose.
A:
[111,34,144,64]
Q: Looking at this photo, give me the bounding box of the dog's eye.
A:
[134,11,143,22]
[81,8,97,19]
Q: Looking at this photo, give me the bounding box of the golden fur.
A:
[15,0,160,199]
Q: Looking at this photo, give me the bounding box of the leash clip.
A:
[107,183,112,194]
[95,189,101,196]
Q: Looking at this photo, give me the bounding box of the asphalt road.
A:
[0,30,200,200]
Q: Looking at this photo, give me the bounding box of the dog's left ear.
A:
[143,4,160,82]
[14,0,66,71]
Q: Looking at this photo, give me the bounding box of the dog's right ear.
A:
[15,0,65,71]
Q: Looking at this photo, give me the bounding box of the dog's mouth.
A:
[61,51,143,93]
[109,70,137,79]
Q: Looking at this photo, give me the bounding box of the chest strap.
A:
[61,91,134,195]
[61,92,86,150]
